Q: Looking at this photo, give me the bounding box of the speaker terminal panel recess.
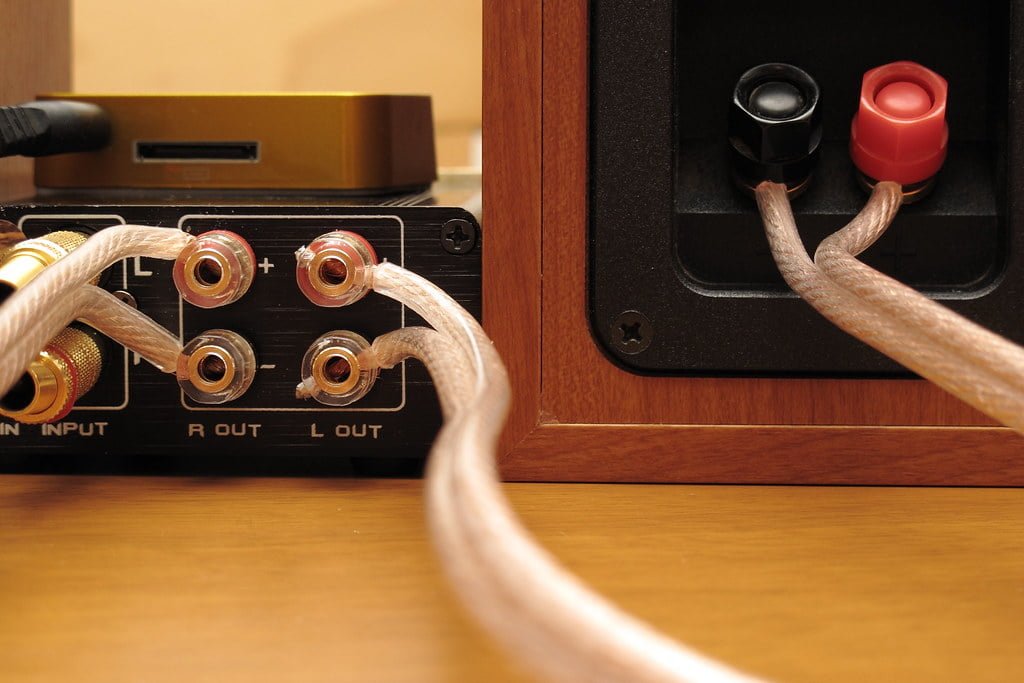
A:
[589,0,1019,376]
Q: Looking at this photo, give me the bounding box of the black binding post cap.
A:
[729,63,822,197]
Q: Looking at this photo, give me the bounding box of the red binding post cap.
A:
[850,61,948,186]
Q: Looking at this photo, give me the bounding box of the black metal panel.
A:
[0,193,481,472]
[589,0,1023,376]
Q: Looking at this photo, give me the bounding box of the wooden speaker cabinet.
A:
[483,0,1024,485]
[0,0,69,201]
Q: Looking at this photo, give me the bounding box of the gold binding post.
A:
[296,330,378,406]
[173,230,255,309]
[177,329,257,404]
[295,231,378,307]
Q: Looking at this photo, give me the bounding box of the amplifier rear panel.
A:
[0,196,481,470]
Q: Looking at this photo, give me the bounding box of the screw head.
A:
[111,290,138,308]
[441,218,477,255]
[612,311,652,354]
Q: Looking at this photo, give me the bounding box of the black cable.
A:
[0,100,110,158]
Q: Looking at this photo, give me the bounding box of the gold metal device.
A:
[0,327,103,424]
[0,231,105,423]
[34,94,437,192]
[177,330,257,405]
[297,331,378,406]
[0,230,91,295]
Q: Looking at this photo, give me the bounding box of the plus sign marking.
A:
[258,257,275,274]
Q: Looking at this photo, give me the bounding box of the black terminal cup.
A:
[729,63,822,197]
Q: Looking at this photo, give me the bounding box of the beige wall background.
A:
[72,0,481,167]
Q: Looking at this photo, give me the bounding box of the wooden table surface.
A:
[1,477,1022,682]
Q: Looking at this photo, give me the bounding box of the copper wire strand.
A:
[371,261,765,683]
[757,180,1024,433]
[814,181,1024,394]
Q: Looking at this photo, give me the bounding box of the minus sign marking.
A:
[259,364,277,369]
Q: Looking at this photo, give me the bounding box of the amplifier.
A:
[0,187,481,473]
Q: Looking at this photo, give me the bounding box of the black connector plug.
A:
[0,100,110,158]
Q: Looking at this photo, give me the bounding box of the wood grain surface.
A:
[0,0,70,201]
[483,0,1023,483]
[483,0,542,455]
[535,0,995,429]
[505,424,1024,485]
[1,476,1022,682]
